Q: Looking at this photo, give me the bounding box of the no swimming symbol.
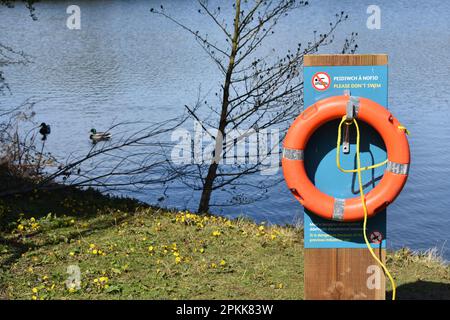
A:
[369,230,384,244]
[312,72,331,91]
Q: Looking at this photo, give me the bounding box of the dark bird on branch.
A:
[39,123,51,141]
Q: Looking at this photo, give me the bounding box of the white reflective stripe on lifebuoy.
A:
[386,161,409,175]
[282,147,304,160]
[332,198,345,221]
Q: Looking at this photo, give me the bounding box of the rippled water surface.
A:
[1,0,449,258]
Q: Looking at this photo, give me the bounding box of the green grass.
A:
[0,186,449,300]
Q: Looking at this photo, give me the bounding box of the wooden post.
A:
[303,54,388,300]
[304,249,386,300]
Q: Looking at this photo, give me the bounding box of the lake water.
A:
[1,0,450,258]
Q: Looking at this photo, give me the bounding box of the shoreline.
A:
[1,184,449,299]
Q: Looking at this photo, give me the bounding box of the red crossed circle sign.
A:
[369,230,383,244]
[312,71,331,91]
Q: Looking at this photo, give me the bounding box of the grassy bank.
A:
[0,186,449,300]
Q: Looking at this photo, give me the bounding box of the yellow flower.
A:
[68,287,76,293]
[89,244,96,249]
[92,249,98,255]
[30,217,36,222]
[32,287,38,293]
[69,252,75,256]
[270,234,277,240]
[70,219,75,224]
[199,248,205,254]
[32,295,37,300]
[93,278,99,283]
[220,260,226,266]
[211,263,217,268]
[173,251,180,257]
[258,225,265,231]
[17,224,24,231]
[42,275,48,281]
[212,230,221,237]
[175,257,182,264]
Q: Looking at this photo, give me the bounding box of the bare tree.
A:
[151,0,357,213]
[0,43,31,95]
[0,0,38,20]
[0,102,189,198]
[1,1,37,177]
[0,0,37,91]
[1,1,191,200]
[1,0,36,95]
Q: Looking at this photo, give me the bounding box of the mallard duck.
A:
[90,128,111,143]
[39,123,51,141]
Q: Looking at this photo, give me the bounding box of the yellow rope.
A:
[336,119,388,173]
[336,115,397,300]
[397,125,410,135]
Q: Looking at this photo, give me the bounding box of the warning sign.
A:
[303,64,388,249]
[369,231,383,244]
[312,72,331,91]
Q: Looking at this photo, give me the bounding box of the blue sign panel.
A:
[303,64,388,249]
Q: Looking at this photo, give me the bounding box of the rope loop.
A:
[336,115,398,300]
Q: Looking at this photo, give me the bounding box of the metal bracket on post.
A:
[342,96,359,154]
[346,96,359,121]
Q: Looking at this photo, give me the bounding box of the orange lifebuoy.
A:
[282,95,410,222]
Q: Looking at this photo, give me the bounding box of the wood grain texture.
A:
[304,248,386,300]
[303,54,388,300]
[304,54,388,66]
